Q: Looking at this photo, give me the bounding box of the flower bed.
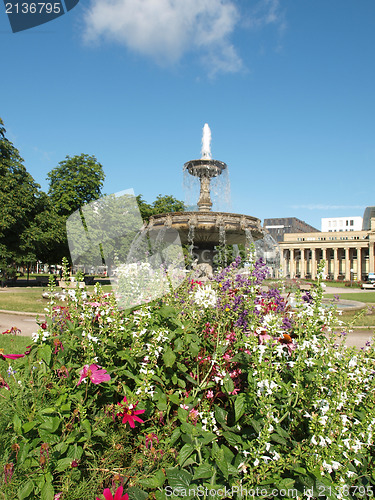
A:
[0,257,374,500]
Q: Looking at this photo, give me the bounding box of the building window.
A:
[350,220,354,226]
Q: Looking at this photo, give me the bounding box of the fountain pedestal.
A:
[147,124,265,268]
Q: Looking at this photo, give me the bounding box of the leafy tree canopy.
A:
[0,117,46,276]
[47,154,105,217]
[136,194,185,222]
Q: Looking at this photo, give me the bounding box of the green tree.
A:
[0,117,46,281]
[47,154,105,217]
[46,154,106,263]
[151,194,185,215]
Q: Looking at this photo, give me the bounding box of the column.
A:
[311,248,317,280]
[333,248,339,280]
[289,249,295,278]
[345,248,351,281]
[300,248,305,279]
[323,248,329,278]
[357,247,362,281]
[282,250,288,277]
[370,239,375,274]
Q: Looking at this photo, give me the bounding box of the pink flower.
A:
[96,486,129,500]
[206,390,214,399]
[189,408,199,425]
[77,364,111,386]
[1,353,25,359]
[4,463,14,484]
[145,432,159,449]
[116,397,145,428]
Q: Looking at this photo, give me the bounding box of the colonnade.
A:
[280,244,374,281]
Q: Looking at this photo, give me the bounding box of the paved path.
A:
[0,310,43,337]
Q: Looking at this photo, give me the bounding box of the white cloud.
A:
[82,0,285,74]
[291,204,366,210]
[82,0,241,74]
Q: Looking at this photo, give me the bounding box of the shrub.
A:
[0,258,374,500]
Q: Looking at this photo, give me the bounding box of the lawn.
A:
[0,285,113,313]
[0,333,31,355]
[325,292,375,303]
[0,288,51,313]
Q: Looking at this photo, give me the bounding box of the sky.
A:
[1,0,375,231]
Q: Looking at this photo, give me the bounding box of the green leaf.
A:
[39,416,60,433]
[38,344,52,365]
[222,431,242,446]
[178,443,195,466]
[222,373,234,394]
[234,394,246,422]
[166,468,192,490]
[126,486,148,500]
[18,479,34,500]
[41,480,54,500]
[169,427,181,446]
[23,421,37,433]
[193,463,213,480]
[154,469,166,487]
[214,405,228,427]
[189,342,200,356]
[140,470,166,489]
[163,347,176,368]
[169,393,180,405]
[13,414,22,434]
[56,458,74,472]
[81,419,91,438]
[270,432,287,445]
[216,449,229,479]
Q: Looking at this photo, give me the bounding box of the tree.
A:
[46,154,106,263]
[0,117,46,280]
[151,194,185,215]
[47,154,105,217]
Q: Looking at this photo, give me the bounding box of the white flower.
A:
[193,285,217,309]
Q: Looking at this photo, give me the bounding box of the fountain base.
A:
[148,211,264,266]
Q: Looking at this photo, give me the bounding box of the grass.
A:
[0,288,52,313]
[325,292,375,303]
[0,285,113,313]
[0,333,31,355]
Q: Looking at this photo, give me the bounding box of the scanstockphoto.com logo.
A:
[3,0,79,32]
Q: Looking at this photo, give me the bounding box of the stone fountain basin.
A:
[148,211,264,246]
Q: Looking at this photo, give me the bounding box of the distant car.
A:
[362,273,375,289]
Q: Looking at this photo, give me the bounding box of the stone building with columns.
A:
[279,209,375,281]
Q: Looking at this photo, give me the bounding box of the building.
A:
[263,217,319,243]
[321,216,362,232]
[279,207,375,281]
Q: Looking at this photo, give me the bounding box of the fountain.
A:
[147,124,265,271]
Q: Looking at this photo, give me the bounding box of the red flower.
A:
[77,364,111,386]
[116,396,145,428]
[0,352,25,360]
[2,327,21,335]
[96,486,129,500]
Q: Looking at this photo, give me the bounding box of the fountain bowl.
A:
[183,159,227,178]
[148,211,264,249]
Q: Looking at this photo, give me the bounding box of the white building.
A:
[321,216,362,233]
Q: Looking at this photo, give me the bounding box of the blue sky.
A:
[1,0,375,231]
